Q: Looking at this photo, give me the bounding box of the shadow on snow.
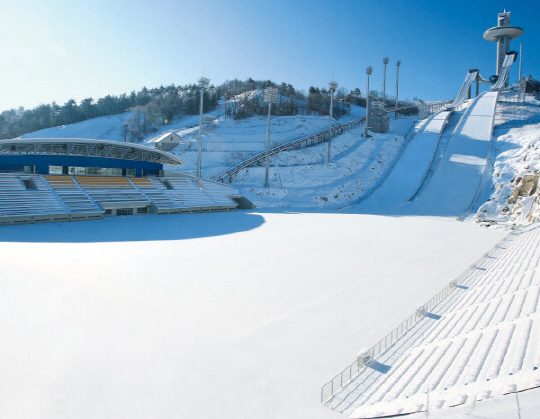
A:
[0,210,265,243]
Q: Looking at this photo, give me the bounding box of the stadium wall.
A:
[0,155,162,176]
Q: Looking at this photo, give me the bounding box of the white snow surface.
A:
[21,112,135,141]
[5,93,540,419]
[0,213,505,419]
[235,118,414,210]
[476,95,540,226]
[329,223,540,418]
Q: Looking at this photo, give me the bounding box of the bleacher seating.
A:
[44,175,103,214]
[128,177,181,212]
[0,174,70,224]
[163,177,238,211]
[75,176,134,188]
[197,179,240,207]
[73,176,147,204]
[0,173,240,225]
[328,225,540,418]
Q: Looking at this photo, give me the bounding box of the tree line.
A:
[0,77,418,141]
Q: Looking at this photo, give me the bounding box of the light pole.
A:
[365,66,373,137]
[519,42,522,80]
[328,81,338,163]
[197,77,210,178]
[264,87,278,188]
[383,57,389,105]
[395,60,401,119]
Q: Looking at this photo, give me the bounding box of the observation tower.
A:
[483,10,523,77]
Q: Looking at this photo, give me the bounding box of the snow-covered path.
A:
[325,223,540,418]
[353,92,499,218]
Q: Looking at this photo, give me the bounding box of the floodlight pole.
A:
[365,67,372,137]
[519,42,522,80]
[328,81,338,163]
[264,87,278,188]
[265,102,272,187]
[383,57,389,104]
[197,77,210,178]
[395,60,401,119]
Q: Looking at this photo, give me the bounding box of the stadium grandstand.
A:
[0,138,246,225]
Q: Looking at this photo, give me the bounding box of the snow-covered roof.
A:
[151,132,182,144]
[0,137,183,165]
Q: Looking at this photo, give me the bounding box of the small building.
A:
[367,96,390,134]
[152,132,183,151]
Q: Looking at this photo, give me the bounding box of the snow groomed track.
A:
[350,110,452,213]
[352,91,499,218]
[327,223,540,418]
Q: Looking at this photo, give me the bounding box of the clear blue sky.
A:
[1,0,538,111]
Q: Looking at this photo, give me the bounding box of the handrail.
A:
[320,226,522,404]
[214,116,365,183]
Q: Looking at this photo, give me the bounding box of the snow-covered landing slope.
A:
[327,223,540,418]
[345,111,451,214]
[353,92,498,218]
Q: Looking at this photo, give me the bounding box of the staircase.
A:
[44,175,103,215]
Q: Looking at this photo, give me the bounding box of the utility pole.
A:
[395,60,401,119]
[328,81,338,163]
[364,67,373,137]
[264,87,278,188]
[519,42,523,80]
[197,77,210,178]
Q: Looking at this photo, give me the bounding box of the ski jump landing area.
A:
[352,91,499,218]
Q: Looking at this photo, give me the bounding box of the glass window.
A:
[74,167,86,175]
[126,169,136,177]
[97,168,108,176]
[87,167,98,175]
[49,165,63,174]
[68,166,76,175]
[117,208,133,216]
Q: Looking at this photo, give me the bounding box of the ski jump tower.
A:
[483,11,523,81]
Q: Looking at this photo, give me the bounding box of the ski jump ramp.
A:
[352,91,499,218]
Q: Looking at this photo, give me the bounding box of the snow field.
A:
[0,212,505,419]
[235,118,415,209]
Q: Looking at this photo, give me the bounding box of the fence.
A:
[321,226,522,403]
[214,116,365,183]
[418,101,453,119]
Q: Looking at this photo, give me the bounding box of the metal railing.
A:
[321,226,522,403]
[214,116,365,183]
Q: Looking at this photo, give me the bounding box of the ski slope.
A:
[353,91,499,218]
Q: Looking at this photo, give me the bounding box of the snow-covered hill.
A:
[477,95,540,226]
